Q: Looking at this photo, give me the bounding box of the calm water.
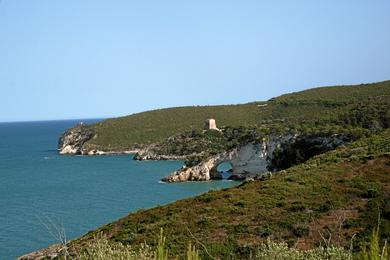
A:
[0,120,238,259]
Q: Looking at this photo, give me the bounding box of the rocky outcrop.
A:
[269,133,353,170]
[58,124,139,155]
[133,146,190,161]
[161,139,277,182]
[161,133,350,182]
[18,244,62,260]
[58,123,95,155]
[161,152,228,182]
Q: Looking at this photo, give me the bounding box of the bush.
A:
[318,201,332,212]
[289,203,306,212]
[292,224,310,237]
[360,227,389,260]
[78,235,154,260]
[78,229,201,260]
[196,193,214,203]
[255,239,352,260]
[257,227,272,238]
[361,188,380,199]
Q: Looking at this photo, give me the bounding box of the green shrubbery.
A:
[83,227,388,259]
[79,232,382,260]
[255,239,352,260]
[77,229,201,260]
[361,226,389,260]
[63,129,390,259]
[80,80,390,152]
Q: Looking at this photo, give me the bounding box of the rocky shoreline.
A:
[58,122,353,184]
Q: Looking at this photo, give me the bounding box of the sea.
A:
[0,119,238,259]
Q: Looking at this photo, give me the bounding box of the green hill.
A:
[69,129,390,259]
[35,80,390,259]
[82,80,390,151]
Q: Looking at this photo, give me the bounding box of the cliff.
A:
[161,132,353,182]
[58,123,95,155]
[58,124,138,155]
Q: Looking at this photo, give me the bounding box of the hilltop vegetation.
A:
[66,129,390,259]
[81,80,390,152]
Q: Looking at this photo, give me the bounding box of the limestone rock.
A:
[161,132,350,183]
[18,244,62,260]
[161,140,275,182]
[133,146,189,161]
[58,123,95,155]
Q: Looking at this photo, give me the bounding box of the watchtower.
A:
[204,118,218,130]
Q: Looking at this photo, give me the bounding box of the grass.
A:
[66,129,390,259]
[70,226,389,259]
[74,231,354,260]
[73,230,355,260]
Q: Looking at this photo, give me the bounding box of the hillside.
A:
[24,80,390,259]
[66,129,390,259]
[78,80,390,152]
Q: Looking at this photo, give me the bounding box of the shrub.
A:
[292,224,310,237]
[234,201,246,207]
[289,203,306,212]
[186,242,200,260]
[255,239,352,260]
[257,227,272,238]
[196,193,214,203]
[360,226,389,260]
[342,219,357,229]
[318,201,333,212]
[78,235,154,260]
[361,188,380,199]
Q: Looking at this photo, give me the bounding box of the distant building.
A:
[204,118,219,131]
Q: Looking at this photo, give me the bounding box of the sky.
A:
[0,1,389,122]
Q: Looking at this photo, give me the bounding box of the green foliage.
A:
[156,228,168,260]
[78,233,359,260]
[292,224,310,237]
[360,226,389,260]
[79,80,390,152]
[69,130,390,258]
[196,193,215,203]
[61,81,390,259]
[186,243,201,260]
[255,239,352,260]
[78,234,154,260]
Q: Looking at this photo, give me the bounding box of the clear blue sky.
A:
[0,1,389,122]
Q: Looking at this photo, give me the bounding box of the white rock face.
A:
[58,124,95,155]
[59,145,79,155]
[230,142,269,174]
[162,134,291,182]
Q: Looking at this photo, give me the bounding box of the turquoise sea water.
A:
[0,120,238,259]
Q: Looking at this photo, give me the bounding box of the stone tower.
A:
[204,118,218,130]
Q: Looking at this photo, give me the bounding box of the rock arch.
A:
[160,132,350,182]
[215,161,233,174]
[161,142,271,182]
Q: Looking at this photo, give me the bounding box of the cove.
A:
[0,120,239,259]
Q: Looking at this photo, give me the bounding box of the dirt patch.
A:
[208,228,228,243]
[295,201,365,250]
